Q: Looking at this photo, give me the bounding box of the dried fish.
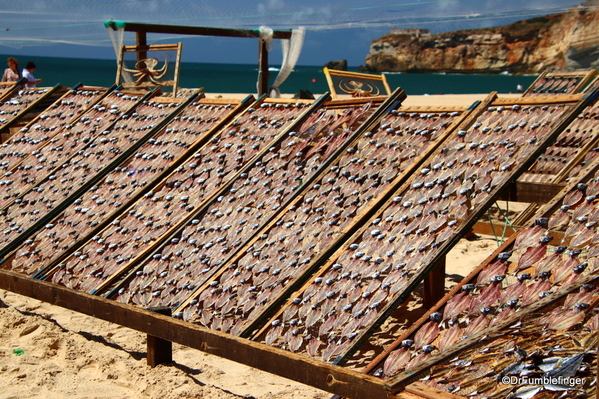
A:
[516,244,547,271]
[437,325,463,351]
[414,320,440,347]
[383,347,411,377]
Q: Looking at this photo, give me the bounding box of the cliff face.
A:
[365,4,599,74]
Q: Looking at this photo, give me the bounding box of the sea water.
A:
[2,54,537,96]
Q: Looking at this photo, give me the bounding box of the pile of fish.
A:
[252,100,583,364]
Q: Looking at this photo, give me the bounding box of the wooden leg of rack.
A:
[147,306,172,367]
[423,257,446,309]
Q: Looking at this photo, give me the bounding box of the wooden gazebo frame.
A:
[106,21,293,96]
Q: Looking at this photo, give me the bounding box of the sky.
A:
[0,0,586,67]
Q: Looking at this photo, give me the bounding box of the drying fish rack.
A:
[523,70,598,97]
[371,157,599,398]
[0,79,598,399]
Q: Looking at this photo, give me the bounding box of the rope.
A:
[486,201,519,246]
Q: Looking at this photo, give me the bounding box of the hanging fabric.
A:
[268,27,305,98]
[104,21,133,83]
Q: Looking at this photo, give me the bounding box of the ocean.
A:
[2,54,537,96]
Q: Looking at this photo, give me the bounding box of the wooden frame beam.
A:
[0,269,390,399]
[111,22,292,40]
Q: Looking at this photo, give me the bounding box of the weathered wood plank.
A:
[114,22,293,39]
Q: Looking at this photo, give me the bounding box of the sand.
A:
[0,93,524,398]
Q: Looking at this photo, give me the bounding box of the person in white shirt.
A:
[22,62,42,88]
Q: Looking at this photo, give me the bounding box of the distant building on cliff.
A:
[390,28,430,37]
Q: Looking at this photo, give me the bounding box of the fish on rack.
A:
[49,100,309,294]
[6,100,236,276]
[368,165,599,386]
[114,103,376,311]
[253,101,581,362]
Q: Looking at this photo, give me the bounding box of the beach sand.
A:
[0,93,524,399]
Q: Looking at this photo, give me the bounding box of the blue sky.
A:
[0,0,585,67]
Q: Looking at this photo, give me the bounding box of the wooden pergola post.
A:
[258,39,269,97]
[136,32,147,64]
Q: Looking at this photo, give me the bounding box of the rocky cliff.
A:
[365,2,599,74]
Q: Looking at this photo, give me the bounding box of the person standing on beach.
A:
[1,57,21,82]
[22,61,42,88]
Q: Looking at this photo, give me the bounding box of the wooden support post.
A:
[423,257,446,308]
[136,31,148,63]
[258,39,269,97]
[147,306,172,367]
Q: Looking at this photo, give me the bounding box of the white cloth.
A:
[22,69,36,87]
